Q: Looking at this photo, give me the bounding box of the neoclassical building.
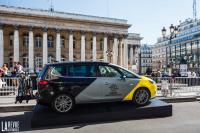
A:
[0,5,142,71]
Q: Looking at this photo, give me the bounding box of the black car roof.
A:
[46,61,110,66]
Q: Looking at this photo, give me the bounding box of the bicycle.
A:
[15,72,35,104]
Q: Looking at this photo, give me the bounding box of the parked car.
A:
[37,61,157,113]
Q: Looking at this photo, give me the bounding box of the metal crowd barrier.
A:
[0,77,19,96]
[0,75,37,104]
[151,77,200,97]
[0,77,20,104]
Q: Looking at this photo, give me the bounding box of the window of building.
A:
[91,43,93,49]
[35,56,42,68]
[183,26,188,30]
[9,57,13,68]
[35,35,42,48]
[90,38,93,49]
[23,34,29,47]
[73,37,76,49]
[48,35,54,48]
[23,56,29,68]
[100,38,103,50]
[9,33,14,46]
[61,36,65,48]
[73,55,77,61]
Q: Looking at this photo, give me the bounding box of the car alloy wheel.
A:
[134,88,150,105]
[53,94,74,113]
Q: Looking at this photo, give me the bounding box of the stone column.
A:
[123,36,128,68]
[113,34,118,64]
[81,31,86,61]
[14,26,19,62]
[92,32,97,61]
[0,24,4,67]
[28,27,34,70]
[119,38,123,66]
[130,46,134,68]
[103,33,108,62]
[56,29,61,62]
[69,30,73,61]
[197,41,200,67]
[42,28,48,66]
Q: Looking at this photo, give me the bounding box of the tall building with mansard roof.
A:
[153,18,200,72]
[0,5,142,71]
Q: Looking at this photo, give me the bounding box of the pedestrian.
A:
[158,71,162,77]
[0,68,4,77]
[11,62,18,86]
[187,70,192,77]
[17,62,24,74]
[151,71,155,77]
[12,62,18,77]
[1,63,8,77]
[191,71,197,78]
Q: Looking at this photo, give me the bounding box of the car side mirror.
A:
[121,75,126,80]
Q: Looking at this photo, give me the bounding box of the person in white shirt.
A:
[191,71,197,78]
[17,62,24,74]
[187,71,192,77]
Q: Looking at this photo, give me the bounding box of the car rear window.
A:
[45,65,67,80]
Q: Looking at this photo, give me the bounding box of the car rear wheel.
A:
[52,94,74,113]
[133,88,150,106]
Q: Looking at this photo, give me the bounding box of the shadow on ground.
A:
[1,99,172,132]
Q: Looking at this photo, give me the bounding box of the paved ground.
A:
[0,102,200,133]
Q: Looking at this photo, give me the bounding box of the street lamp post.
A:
[137,47,142,74]
[161,24,179,76]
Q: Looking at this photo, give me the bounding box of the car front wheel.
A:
[133,88,150,106]
[52,94,74,113]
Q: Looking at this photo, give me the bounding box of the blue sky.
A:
[0,0,198,44]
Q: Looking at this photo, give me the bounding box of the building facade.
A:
[139,44,152,74]
[127,33,143,71]
[0,5,142,71]
[153,18,200,72]
[152,40,167,71]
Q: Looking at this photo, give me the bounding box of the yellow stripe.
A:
[123,76,157,101]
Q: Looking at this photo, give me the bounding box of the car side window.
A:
[119,68,140,78]
[69,65,96,77]
[99,65,121,77]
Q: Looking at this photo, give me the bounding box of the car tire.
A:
[51,94,74,113]
[133,88,150,106]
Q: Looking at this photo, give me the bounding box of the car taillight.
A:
[39,80,49,85]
